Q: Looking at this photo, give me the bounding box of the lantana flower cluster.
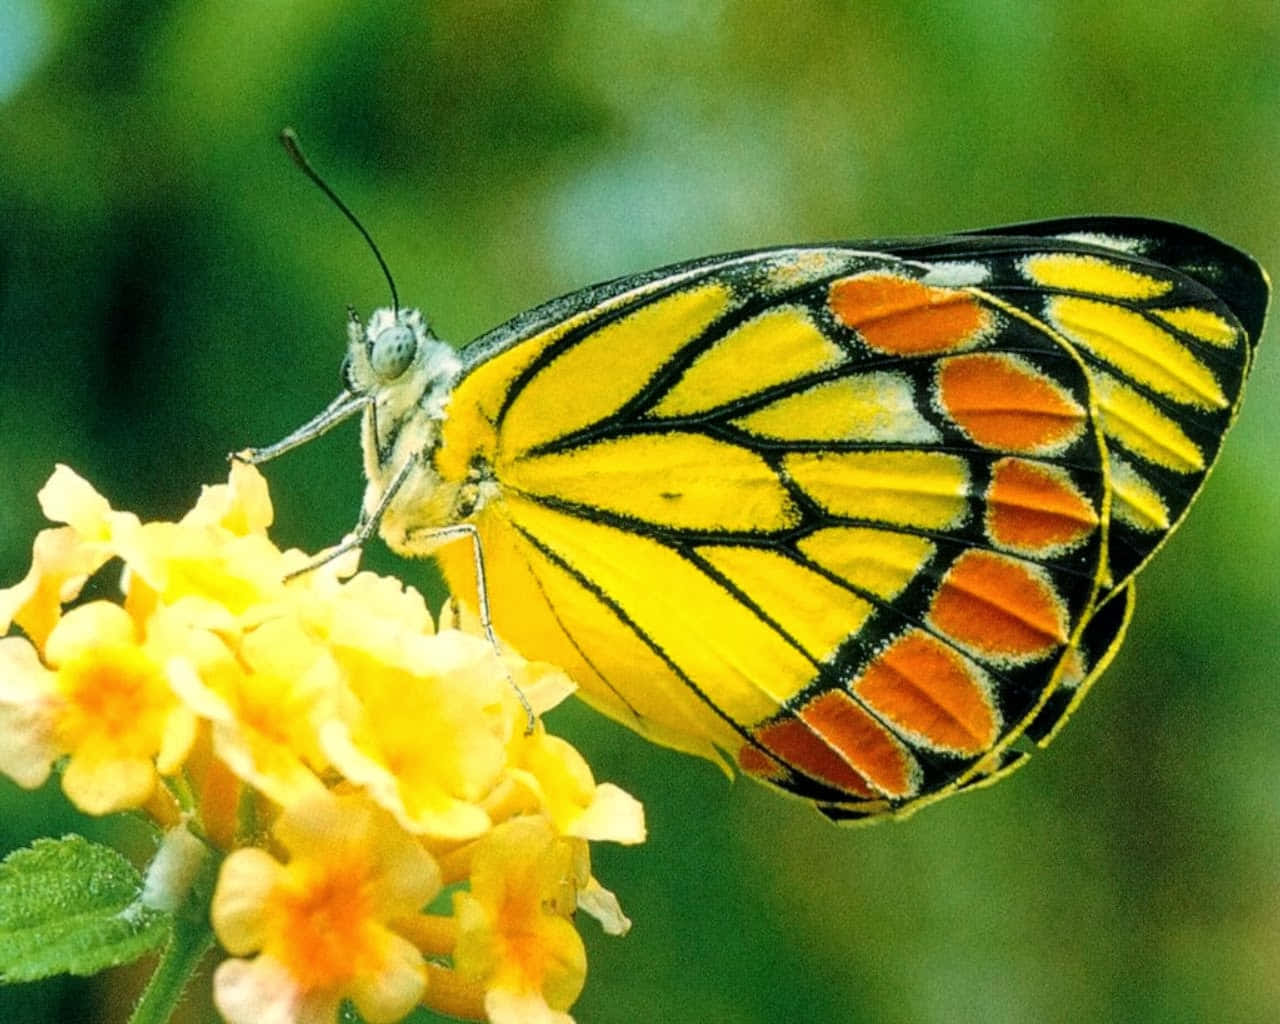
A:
[0,462,644,1024]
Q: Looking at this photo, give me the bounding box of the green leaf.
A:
[0,835,172,982]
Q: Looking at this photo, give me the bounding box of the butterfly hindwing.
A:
[1021,580,1136,747]
[428,219,1265,821]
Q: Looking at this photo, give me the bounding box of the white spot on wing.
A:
[921,261,991,286]
[1053,231,1146,254]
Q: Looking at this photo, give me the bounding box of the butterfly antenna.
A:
[279,127,399,312]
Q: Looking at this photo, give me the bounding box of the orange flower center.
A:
[269,857,383,990]
[54,644,171,756]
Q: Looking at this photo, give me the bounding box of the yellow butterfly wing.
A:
[425,219,1266,822]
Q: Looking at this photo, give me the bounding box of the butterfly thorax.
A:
[346,306,477,555]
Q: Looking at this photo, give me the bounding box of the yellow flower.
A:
[453,817,596,1024]
[168,616,335,808]
[0,462,139,648]
[0,460,284,647]
[2,462,645,1022]
[212,792,440,1024]
[0,601,198,814]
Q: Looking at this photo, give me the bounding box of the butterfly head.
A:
[342,306,462,433]
[355,306,420,383]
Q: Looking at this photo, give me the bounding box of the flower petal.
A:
[186,460,274,536]
[37,464,122,540]
[0,637,59,788]
[61,753,156,815]
[0,526,110,647]
[565,783,646,845]
[213,956,309,1024]
[346,931,428,1023]
[576,876,631,937]
[44,601,137,665]
[212,847,285,955]
[155,702,199,775]
[485,987,577,1024]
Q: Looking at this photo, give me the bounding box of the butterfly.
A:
[248,214,1268,824]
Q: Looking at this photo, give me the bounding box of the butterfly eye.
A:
[369,323,416,382]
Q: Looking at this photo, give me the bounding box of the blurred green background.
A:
[1,2,1277,1022]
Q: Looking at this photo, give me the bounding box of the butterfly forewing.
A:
[888,220,1261,592]
[423,219,1266,821]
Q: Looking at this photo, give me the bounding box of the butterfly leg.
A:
[280,454,417,579]
[233,391,370,466]
[419,521,537,732]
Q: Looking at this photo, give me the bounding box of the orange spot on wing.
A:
[737,744,786,781]
[937,353,1086,452]
[929,550,1068,663]
[798,691,919,798]
[752,717,875,798]
[828,274,990,355]
[986,458,1098,554]
[854,630,999,755]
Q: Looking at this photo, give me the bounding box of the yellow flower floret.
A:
[0,462,141,648]
[453,817,594,1024]
[168,615,335,808]
[212,792,440,1024]
[0,601,199,814]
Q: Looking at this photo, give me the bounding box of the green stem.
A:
[129,920,214,1024]
[128,852,219,1024]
